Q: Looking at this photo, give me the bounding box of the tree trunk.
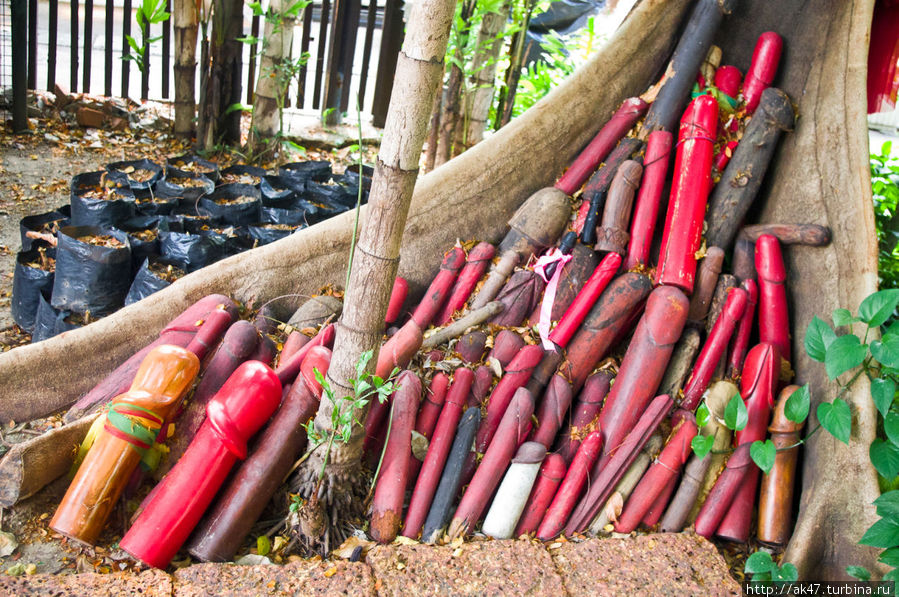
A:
[247,0,296,156]
[197,0,244,150]
[423,79,444,173]
[457,3,508,154]
[434,0,476,168]
[494,0,536,130]
[173,0,198,137]
[0,0,880,579]
[293,0,458,548]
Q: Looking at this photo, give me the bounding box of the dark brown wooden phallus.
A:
[489,330,526,369]
[556,371,612,464]
[704,88,796,250]
[457,331,488,363]
[758,384,804,546]
[576,138,645,243]
[687,247,725,328]
[490,270,545,327]
[595,159,643,254]
[527,244,600,327]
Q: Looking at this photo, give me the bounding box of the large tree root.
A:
[0,0,883,580]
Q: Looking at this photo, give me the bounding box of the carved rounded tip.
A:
[513,441,548,464]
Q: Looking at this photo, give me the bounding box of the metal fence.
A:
[11,0,404,127]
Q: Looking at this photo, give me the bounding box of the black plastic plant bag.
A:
[106,158,164,194]
[247,222,306,246]
[134,193,180,216]
[125,257,184,305]
[199,183,262,226]
[260,175,297,207]
[51,225,133,317]
[32,293,81,343]
[167,154,221,183]
[12,246,56,333]
[279,161,332,183]
[260,205,310,226]
[70,171,136,228]
[305,180,357,209]
[155,166,214,202]
[158,219,225,272]
[219,164,266,187]
[113,216,161,274]
[19,209,69,251]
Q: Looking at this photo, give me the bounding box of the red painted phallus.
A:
[119,361,282,569]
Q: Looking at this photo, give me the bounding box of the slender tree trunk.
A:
[247,0,296,155]
[494,0,536,130]
[197,0,244,150]
[423,80,443,173]
[434,0,476,168]
[457,3,508,153]
[173,0,199,137]
[295,0,457,549]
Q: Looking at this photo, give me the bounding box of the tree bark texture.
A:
[312,0,458,456]
[173,0,199,137]
[459,4,509,152]
[248,0,296,153]
[433,0,475,168]
[197,0,244,150]
[0,0,878,579]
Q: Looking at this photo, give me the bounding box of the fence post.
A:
[12,0,28,132]
[371,0,404,128]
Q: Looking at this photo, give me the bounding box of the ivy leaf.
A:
[696,402,711,428]
[817,399,852,444]
[871,439,899,479]
[773,563,799,582]
[744,551,776,575]
[846,566,870,581]
[860,517,899,548]
[750,440,777,475]
[691,434,715,460]
[887,412,899,446]
[872,378,897,418]
[832,308,856,327]
[824,334,867,380]
[879,547,899,567]
[874,490,899,518]
[872,334,899,369]
[784,384,810,423]
[859,289,899,327]
[724,393,748,432]
[805,315,837,362]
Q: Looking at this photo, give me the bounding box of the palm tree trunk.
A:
[173,0,199,137]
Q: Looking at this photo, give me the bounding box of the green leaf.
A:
[871,439,899,478]
[824,334,867,379]
[784,384,810,423]
[860,517,899,548]
[879,547,899,567]
[723,393,748,432]
[817,399,852,444]
[874,490,899,517]
[774,563,799,582]
[860,289,899,327]
[744,551,776,575]
[872,334,899,369]
[805,316,837,362]
[846,565,871,581]
[888,412,899,446]
[236,35,260,45]
[832,308,856,327]
[257,535,271,556]
[695,402,710,428]
[224,102,252,116]
[691,434,714,460]
[873,378,897,418]
[750,440,777,474]
[883,568,899,582]
[126,35,142,54]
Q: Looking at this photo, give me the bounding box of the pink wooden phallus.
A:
[598,285,688,464]
[537,430,602,540]
[549,252,622,348]
[555,97,648,196]
[743,32,783,114]
[715,65,742,99]
[556,371,610,464]
[371,371,422,543]
[119,360,282,568]
[435,242,495,325]
[613,416,697,533]
[756,234,791,364]
[655,94,719,293]
[514,453,567,536]
[408,372,450,482]
[625,130,673,270]
[403,368,473,539]
[448,387,534,539]
[385,277,409,325]
[411,246,467,329]
[728,279,758,378]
